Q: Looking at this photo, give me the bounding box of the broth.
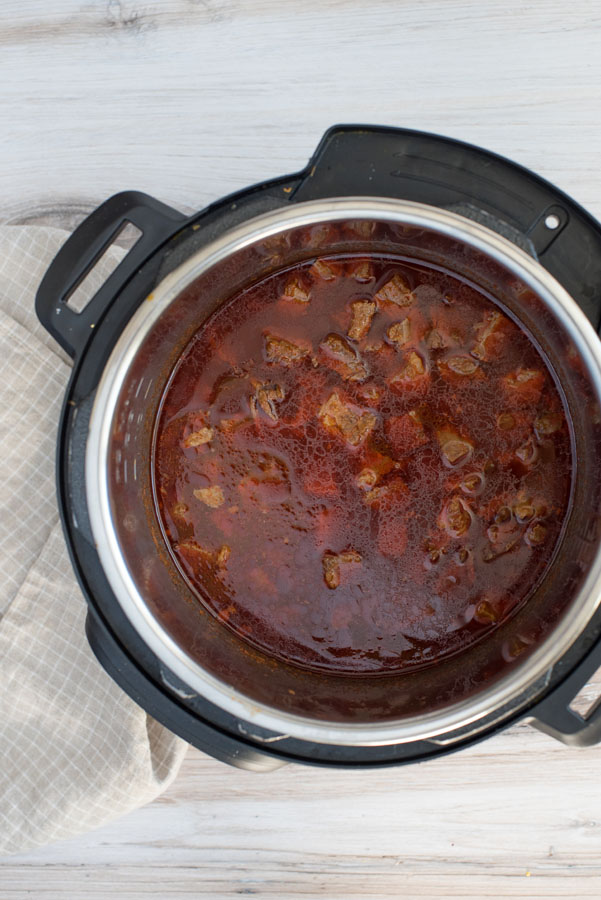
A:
[153,254,572,674]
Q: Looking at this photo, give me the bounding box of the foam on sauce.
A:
[153,255,573,674]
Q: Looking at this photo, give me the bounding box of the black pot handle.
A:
[294,125,601,333]
[528,638,601,747]
[35,191,186,359]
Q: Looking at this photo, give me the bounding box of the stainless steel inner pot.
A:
[85,198,601,746]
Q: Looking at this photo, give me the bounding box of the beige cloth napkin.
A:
[0,225,188,856]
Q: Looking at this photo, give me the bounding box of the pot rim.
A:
[86,197,601,746]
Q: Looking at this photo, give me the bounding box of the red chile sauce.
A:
[153,254,573,675]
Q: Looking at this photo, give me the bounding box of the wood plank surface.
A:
[5,725,601,898]
[2,0,601,897]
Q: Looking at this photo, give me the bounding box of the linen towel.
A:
[0,225,188,856]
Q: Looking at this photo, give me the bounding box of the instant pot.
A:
[36,125,601,770]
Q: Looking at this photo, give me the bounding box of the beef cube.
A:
[348,300,376,341]
[282,276,311,304]
[350,259,374,282]
[472,599,500,624]
[534,410,563,437]
[311,258,340,281]
[322,550,362,589]
[502,368,545,407]
[439,496,473,537]
[176,540,229,573]
[319,392,377,447]
[460,472,486,496]
[250,382,285,422]
[437,355,482,383]
[193,485,225,508]
[357,383,382,404]
[525,522,548,546]
[436,425,474,468]
[387,318,411,346]
[364,476,408,509]
[355,447,396,490]
[513,499,535,523]
[389,351,429,394]
[183,426,214,448]
[216,545,231,568]
[264,334,310,366]
[374,273,414,307]
[515,437,539,467]
[319,333,368,381]
[472,310,510,360]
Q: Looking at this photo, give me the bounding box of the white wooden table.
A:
[2,1,601,897]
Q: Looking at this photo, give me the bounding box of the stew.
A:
[154,254,572,674]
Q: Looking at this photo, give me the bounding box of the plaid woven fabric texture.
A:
[0,226,187,856]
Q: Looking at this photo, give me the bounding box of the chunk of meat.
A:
[282,276,310,304]
[482,535,520,562]
[350,259,374,282]
[525,521,548,546]
[472,311,510,360]
[436,425,474,468]
[439,496,472,537]
[216,545,231,567]
[425,328,446,350]
[210,373,250,417]
[374,273,414,307]
[429,305,466,349]
[365,476,408,509]
[175,540,230,571]
[447,356,479,375]
[319,333,368,381]
[486,508,521,548]
[311,258,340,281]
[502,368,545,407]
[172,502,189,519]
[357,383,382,404]
[389,351,429,394]
[322,550,362,589]
[249,382,285,422]
[534,410,563,437]
[264,334,310,366]
[480,490,549,528]
[387,319,411,346]
[348,300,376,341]
[497,412,516,431]
[437,355,482,384]
[386,410,428,455]
[183,427,214,448]
[515,436,539,467]
[472,599,500,625]
[355,447,396,489]
[364,340,385,353]
[513,499,536,523]
[319,391,377,447]
[460,472,486,496]
[193,485,225,508]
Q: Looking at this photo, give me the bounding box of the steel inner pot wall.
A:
[86,199,601,746]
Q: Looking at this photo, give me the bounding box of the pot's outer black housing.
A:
[36,125,601,769]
